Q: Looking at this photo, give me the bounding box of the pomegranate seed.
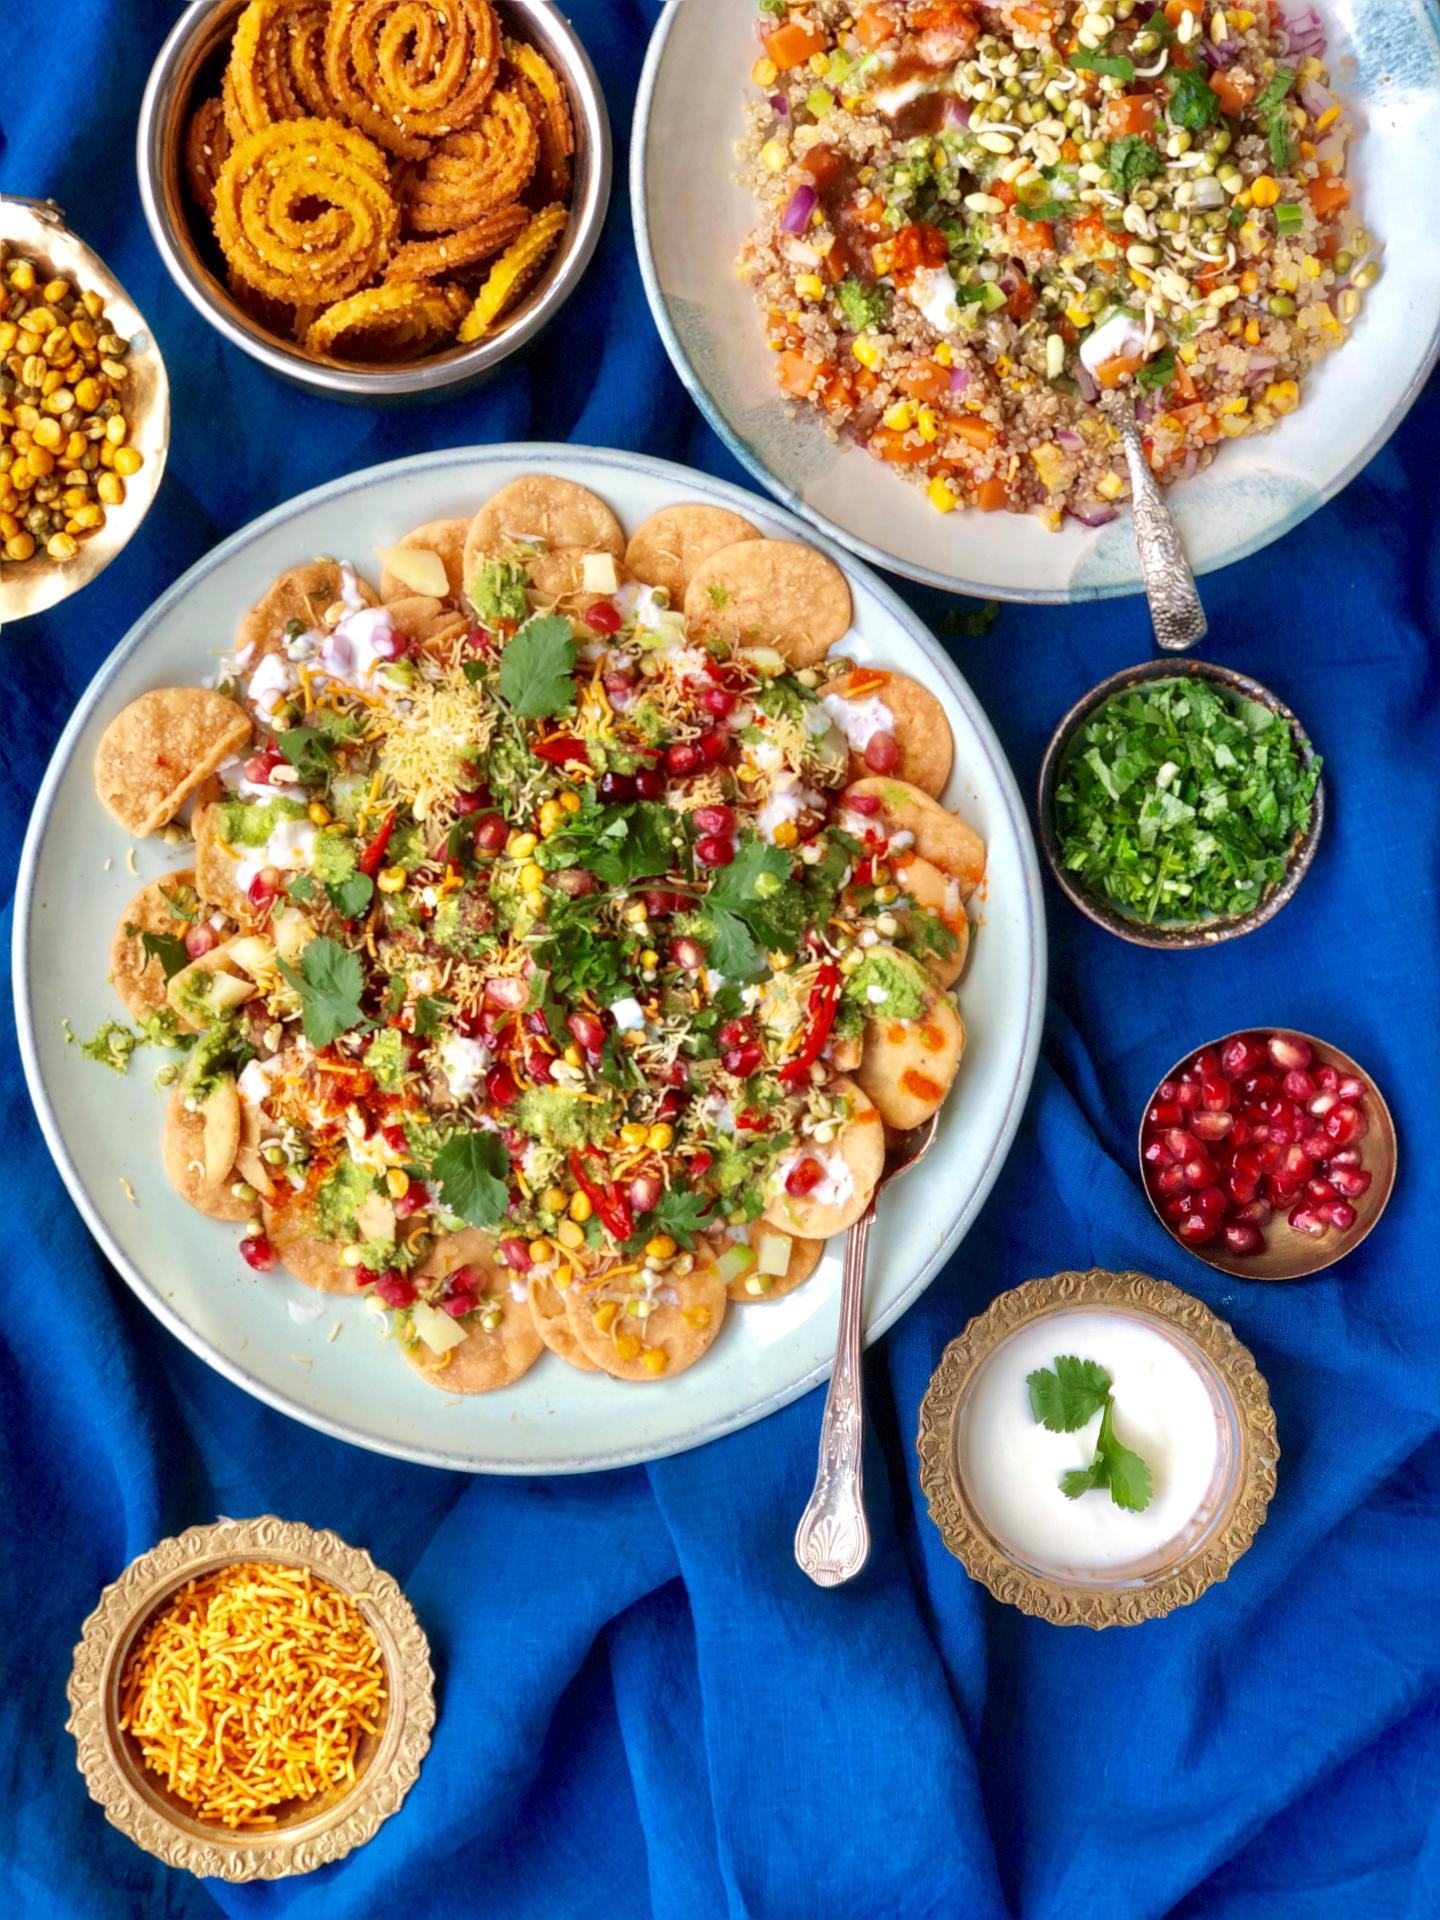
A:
[374,1270,416,1308]
[635,768,665,799]
[785,1157,824,1197]
[1328,1166,1372,1199]
[1200,1074,1232,1113]
[599,771,636,803]
[486,1064,519,1106]
[657,1089,686,1120]
[1226,1171,1259,1205]
[1300,1132,1331,1163]
[1143,1139,1170,1168]
[628,1173,662,1213]
[1287,1204,1328,1238]
[847,792,882,815]
[1156,1165,1188,1196]
[1174,1079,1202,1109]
[1164,1129,1199,1161]
[1336,1075,1367,1101]
[1234,1200,1273,1226]
[527,1049,555,1084]
[1163,1198,1187,1222]
[441,1289,477,1318]
[1229,1118,1250,1148]
[689,1150,714,1178]
[1324,1104,1366,1145]
[1307,1091,1339,1118]
[1324,1201,1358,1231]
[666,742,700,775]
[474,812,509,852]
[1314,1063,1340,1093]
[717,1017,754,1048]
[863,730,900,774]
[1147,1101,1183,1129]
[354,1267,379,1288]
[484,975,528,1010]
[1177,1213,1217,1245]
[1268,1033,1313,1072]
[1307,1179,1339,1205]
[464,623,495,654]
[1254,1140,1283,1171]
[1158,1080,1180,1101]
[1222,1222,1263,1256]
[1196,1185,1227,1221]
[604,673,635,706]
[1191,1111,1233,1142]
[691,805,735,838]
[694,835,735,868]
[394,1188,429,1219]
[671,937,705,971]
[185,923,220,960]
[1280,1145,1314,1181]
[1240,1072,1277,1100]
[700,685,736,717]
[1182,1155,1218,1189]
[1267,1173,1301,1205]
[1281,1070,1316,1103]
[1328,1147,1362,1167]
[699,730,728,764]
[723,1040,764,1077]
[566,1011,606,1054]
[239,1235,274,1271]
[1191,1049,1221,1078]
[1220,1035,1266,1077]
[583,599,622,633]
[247,866,282,907]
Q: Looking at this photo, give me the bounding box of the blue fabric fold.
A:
[2,4,1437,1915]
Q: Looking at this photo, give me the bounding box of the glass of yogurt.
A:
[917,1270,1279,1627]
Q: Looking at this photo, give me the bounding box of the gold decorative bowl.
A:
[65,1515,434,1880]
[0,198,169,625]
[917,1269,1279,1628]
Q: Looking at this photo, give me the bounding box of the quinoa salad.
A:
[86,479,984,1392]
[738,0,1377,527]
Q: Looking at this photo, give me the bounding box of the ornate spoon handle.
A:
[1115,398,1208,654]
[794,1208,873,1587]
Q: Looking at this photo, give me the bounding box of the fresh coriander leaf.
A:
[277,936,369,1048]
[598,1034,644,1090]
[707,833,803,955]
[1168,67,1220,130]
[625,1186,715,1253]
[383,973,407,1016]
[1016,199,1067,221]
[1027,1355,1113,1432]
[286,872,317,906]
[1140,7,1174,40]
[1253,65,1294,115]
[157,882,201,924]
[541,799,678,888]
[470,556,532,625]
[1136,348,1176,392]
[835,276,892,332]
[497,612,577,718]
[413,992,453,1039]
[326,870,375,920]
[139,929,190,980]
[278,725,336,786]
[429,1129,511,1229]
[1100,1406,1154,1512]
[698,905,764,980]
[1060,1460,1108,1500]
[1070,47,1135,81]
[1107,135,1163,197]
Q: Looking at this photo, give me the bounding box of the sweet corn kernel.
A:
[386,1168,410,1199]
[1220,396,1248,415]
[539,799,564,835]
[1263,379,1299,413]
[621,1122,649,1148]
[761,140,788,172]
[881,399,915,432]
[611,1332,642,1362]
[795,273,824,300]
[560,789,582,813]
[639,948,659,969]
[1095,471,1125,501]
[772,819,799,848]
[751,56,777,85]
[541,1186,568,1214]
[528,1238,551,1264]
[569,1190,593,1223]
[1250,175,1280,207]
[307,801,331,825]
[1065,300,1092,330]
[645,1235,677,1262]
[927,475,959,513]
[557,1219,585,1250]
[932,341,953,367]
[376,865,407,893]
[623,901,648,925]
[641,1348,669,1375]
[507,830,537,858]
[852,336,881,370]
[519,861,545,893]
[563,1042,583,1068]
[593,1300,619,1332]
[646,1123,674,1152]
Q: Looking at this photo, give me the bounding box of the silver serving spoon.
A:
[794,1112,941,1587]
[1114,394,1208,654]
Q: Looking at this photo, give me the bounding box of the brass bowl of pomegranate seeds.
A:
[1139,1029,1397,1282]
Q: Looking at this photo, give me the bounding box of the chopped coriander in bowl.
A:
[1037,662,1324,949]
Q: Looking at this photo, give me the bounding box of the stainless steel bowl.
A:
[136,0,611,402]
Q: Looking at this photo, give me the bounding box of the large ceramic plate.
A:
[15,446,1044,1473]
[634,0,1440,603]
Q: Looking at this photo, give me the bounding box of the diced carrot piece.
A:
[776,351,824,398]
[951,416,1000,451]
[1164,0,1202,20]
[1002,218,1053,268]
[764,21,827,70]
[973,477,1009,511]
[1012,4,1057,31]
[1172,359,1198,403]
[1007,274,1038,321]
[797,144,845,188]
[1101,95,1157,140]
[991,179,1018,210]
[910,2,979,44]
[853,5,896,48]
[1308,176,1351,216]
[1096,353,1143,388]
[896,360,952,404]
[869,428,932,464]
[1209,70,1254,116]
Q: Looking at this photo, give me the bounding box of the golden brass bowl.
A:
[66,1515,434,1880]
[0,198,169,625]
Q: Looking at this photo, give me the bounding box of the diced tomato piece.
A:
[764,21,827,70]
[1308,176,1352,217]
[1102,95,1157,140]
[1172,359,1198,403]
[1164,0,1203,21]
[910,2,980,44]
[1209,70,1255,116]
[853,4,896,48]
[776,350,825,398]
[889,222,950,284]
[1006,273,1038,320]
[1096,353,1143,389]
[797,144,846,189]
[991,179,1018,210]
[1011,4,1057,30]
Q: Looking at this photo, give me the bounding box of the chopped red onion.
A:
[943,97,971,129]
[769,93,789,116]
[1203,38,1239,67]
[1069,501,1120,528]
[1075,360,1098,403]
[780,183,818,236]
[1298,78,1333,118]
[948,365,970,393]
[1055,428,1083,450]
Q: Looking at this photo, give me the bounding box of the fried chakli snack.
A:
[323,0,502,159]
[456,203,567,343]
[382,202,528,283]
[213,117,398,306]
[400,92,538,232]
[94,689,252,839]
[506,38,574,199]
[184,95,232,219]
[306,280,465,359]
[110,872,205,1020]
[227,0,331,134]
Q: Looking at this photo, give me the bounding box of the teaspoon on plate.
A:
[1113,393,1209,655]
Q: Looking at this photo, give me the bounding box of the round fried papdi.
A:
[683,539,852,667]
[844,776,987,899]
[385,594,469,651]
[461,476,625,598]
[94,690,252,840]
[235,561,377,660]
[822,668,954,799]
[855,951,966,1132]
[624,503,761,603]
[564,1248,727,1382]
[379,519,468,602]
[527,1271,598,1370]
[110,871,203,1019]
[721,1222,825,1304]
[262,1196,366,1294]
[162,1089,249,1222]
[892,853,970,988]
[405,1230,544,1394]
[763,1077,884,1238]
[192,803,252,919]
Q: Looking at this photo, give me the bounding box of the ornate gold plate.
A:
[66,1515,434,1879]
[916,1268,1279,1628]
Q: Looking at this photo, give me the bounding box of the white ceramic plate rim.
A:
[14,444,1046,1473]
[632,0,1440,604]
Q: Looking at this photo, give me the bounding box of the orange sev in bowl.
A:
[117,1561,386,1829]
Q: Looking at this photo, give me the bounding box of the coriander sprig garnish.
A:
[1027,1356,1153,1513]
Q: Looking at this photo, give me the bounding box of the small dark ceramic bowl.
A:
[1036,659,1324,950]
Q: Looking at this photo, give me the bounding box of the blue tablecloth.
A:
[4,6,1438,1915]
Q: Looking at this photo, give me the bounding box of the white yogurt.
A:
[234,816,316,894]
[906,264,961,335]
[1079,308,1146,379]
[822,690,894,752]
[959,1310,1224,1575]
[437,1034,491,1099]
